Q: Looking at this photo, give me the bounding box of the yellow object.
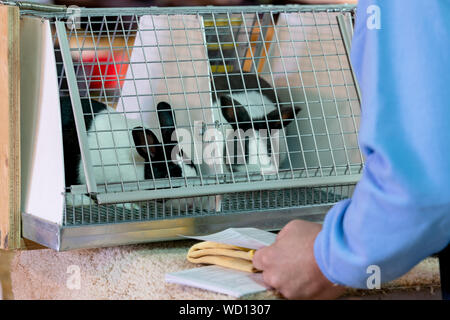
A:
[210,64,234,73]
[187,241,259,273]
[203,18,243,28]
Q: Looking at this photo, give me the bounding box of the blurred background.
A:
[46,0,357,105]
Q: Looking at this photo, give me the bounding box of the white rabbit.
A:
[211,73,301,175]
[61,98,198,211]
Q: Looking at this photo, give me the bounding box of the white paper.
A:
[181,227,277,250]
[167,228,276,296]
[165,265,270,298]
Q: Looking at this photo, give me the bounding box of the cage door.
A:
[56,21,98,195]
[56,8,363,207]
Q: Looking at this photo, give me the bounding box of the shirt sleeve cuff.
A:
[313,199,352,287]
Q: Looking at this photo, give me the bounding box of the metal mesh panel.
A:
[63,183,354,226]
[23,5,361,226]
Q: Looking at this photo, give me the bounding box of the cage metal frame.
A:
[57,5,361,200]
[20,4,362,250]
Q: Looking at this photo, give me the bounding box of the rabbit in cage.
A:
[211,73,301,175]
[61,97,198,211]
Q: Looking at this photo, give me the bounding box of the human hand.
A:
[253,219,346,299]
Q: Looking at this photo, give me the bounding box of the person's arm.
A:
[314,0,450,288]
[254,0,450,298]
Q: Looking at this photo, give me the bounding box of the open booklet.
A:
[165,228,277,298]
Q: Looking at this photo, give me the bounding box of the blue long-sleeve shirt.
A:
[314,0,450,288]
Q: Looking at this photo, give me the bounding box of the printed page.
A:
[181,227,277,249]
[165,265,270,298]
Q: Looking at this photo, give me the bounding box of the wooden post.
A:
[0,5,21,250]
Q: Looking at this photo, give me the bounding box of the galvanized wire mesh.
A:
[63,183,354,226]
[23,5,361,225]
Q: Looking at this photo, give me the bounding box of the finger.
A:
[261,269,282,292]
[252,246,269,271]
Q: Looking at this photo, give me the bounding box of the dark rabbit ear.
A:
[265,106,301,130]
[132,127,161,160]
[220,96,234,108]
[220,96,251,130]
[156,101,176,144]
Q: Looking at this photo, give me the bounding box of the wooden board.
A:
[0,249,15,299]
[0,6,47,251]
[0,5,21,250]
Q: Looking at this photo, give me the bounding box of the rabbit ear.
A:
[157,101,176,144]
[132,127,161,160]
[220,96,251,130]
[265,106,301,130]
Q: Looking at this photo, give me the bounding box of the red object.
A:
[81,50,129,90]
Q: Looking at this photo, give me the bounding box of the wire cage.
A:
[20,4,361,250]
